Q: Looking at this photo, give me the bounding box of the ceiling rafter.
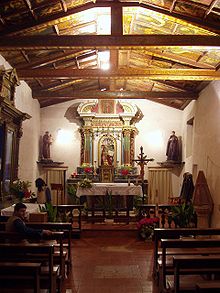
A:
[0,1,220,37]
[59,0,68,13]
[16,49,96,69]
[0,35,220,50]
[204,0,219,18]
[33,90,198,100]
[23,0,37,21]
[16,68,220,81]
[140,49,214,69]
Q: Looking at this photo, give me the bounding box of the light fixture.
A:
[56,129,73,144]
[98,51,110,70]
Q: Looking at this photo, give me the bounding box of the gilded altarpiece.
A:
[0,69,30,198]
[77,100,142,172]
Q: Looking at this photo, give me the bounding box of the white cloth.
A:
[76,182,143,197]
[1,203,41,218]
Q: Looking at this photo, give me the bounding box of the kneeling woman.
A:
[35,178,51,204]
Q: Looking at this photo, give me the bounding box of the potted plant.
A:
[67,184,79,204]
[137,217,159,240]
[171,201,197,228]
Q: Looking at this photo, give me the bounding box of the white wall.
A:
[40,101,82,176]
[0,55,41,191]
[182,81,220,227]
[40,99,183,196]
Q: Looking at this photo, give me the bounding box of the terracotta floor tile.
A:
[63,230,158,293]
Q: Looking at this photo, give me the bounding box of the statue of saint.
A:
[101,145,108,166]
[166,131,179,161]
[42,131,52,160]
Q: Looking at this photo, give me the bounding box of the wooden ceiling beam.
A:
[204,0,219,18]
[143,49,214,69]
[0,1,220,36]
[33,90,198,100]
[17,68,220,81]
[16,49,96,69]
[0,35,220,50]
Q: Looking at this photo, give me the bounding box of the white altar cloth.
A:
[1,203,41,217]
[76,182,143,197]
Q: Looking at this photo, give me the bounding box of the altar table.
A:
[76,182,143,197]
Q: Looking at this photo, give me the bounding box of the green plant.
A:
[171,202,196,228]
[39,202,57,222]
[67,184,79,204]
[10,179,32,201]
[78,178,92,188]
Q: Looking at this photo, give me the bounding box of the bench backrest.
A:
[153,228,220,275]
[161,238,220,291]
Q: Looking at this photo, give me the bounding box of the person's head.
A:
[14,202,27,220]
[35,177,47,192]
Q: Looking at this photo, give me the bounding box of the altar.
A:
[76,182,143,197]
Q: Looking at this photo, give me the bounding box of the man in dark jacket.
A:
[6,202,52,239]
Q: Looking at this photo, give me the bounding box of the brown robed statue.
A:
[133,146,154,203]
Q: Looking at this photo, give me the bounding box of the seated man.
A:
[6,202,52,239]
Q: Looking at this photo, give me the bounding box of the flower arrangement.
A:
[119,165,133,177]
[121,169,129,176]
[84,167,92,174]
[137,217,159,240]
[10,179,35,201]
[78,178,92,188]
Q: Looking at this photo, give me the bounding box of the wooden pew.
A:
[0,230,64,287]
[0,261,41,293]
[196,281,220,292]
[0,220,73,275]
[153,228,220,280]
[173,255,220,293]
[160,238,220,292]
[0,242,57,293]
[27,222,72,275]
[54,204,84,238]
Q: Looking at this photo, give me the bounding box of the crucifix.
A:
[133,146,154,203]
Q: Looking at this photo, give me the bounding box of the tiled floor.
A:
[63,230,158,293]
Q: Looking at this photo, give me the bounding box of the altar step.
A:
[81,219,138,231]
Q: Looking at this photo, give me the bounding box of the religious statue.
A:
[101,144,114,166]
[166,131,179,161]
[179,172,194,203]
[42,131,53,160]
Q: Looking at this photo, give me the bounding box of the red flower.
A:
[136,217,159,230]
[84,167,92,174]
[121,169,129,176]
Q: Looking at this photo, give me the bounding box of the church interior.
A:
[0,0,220,292]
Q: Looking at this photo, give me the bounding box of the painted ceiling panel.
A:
[0,1,219,109]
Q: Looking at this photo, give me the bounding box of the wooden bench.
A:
[0,230,64,286]
[153,228,220,280]
[196,280,220,292]
[54,204,83,237]
[0,261,41,293]
[173,255,220,293]
[27,222,72,274]
[0,220,73,275]
[0,242,57,293]
[161,238,220,292]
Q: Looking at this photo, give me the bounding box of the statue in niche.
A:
[42,131,53,160]
[100,136,115,166]
[166,131,179,161]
